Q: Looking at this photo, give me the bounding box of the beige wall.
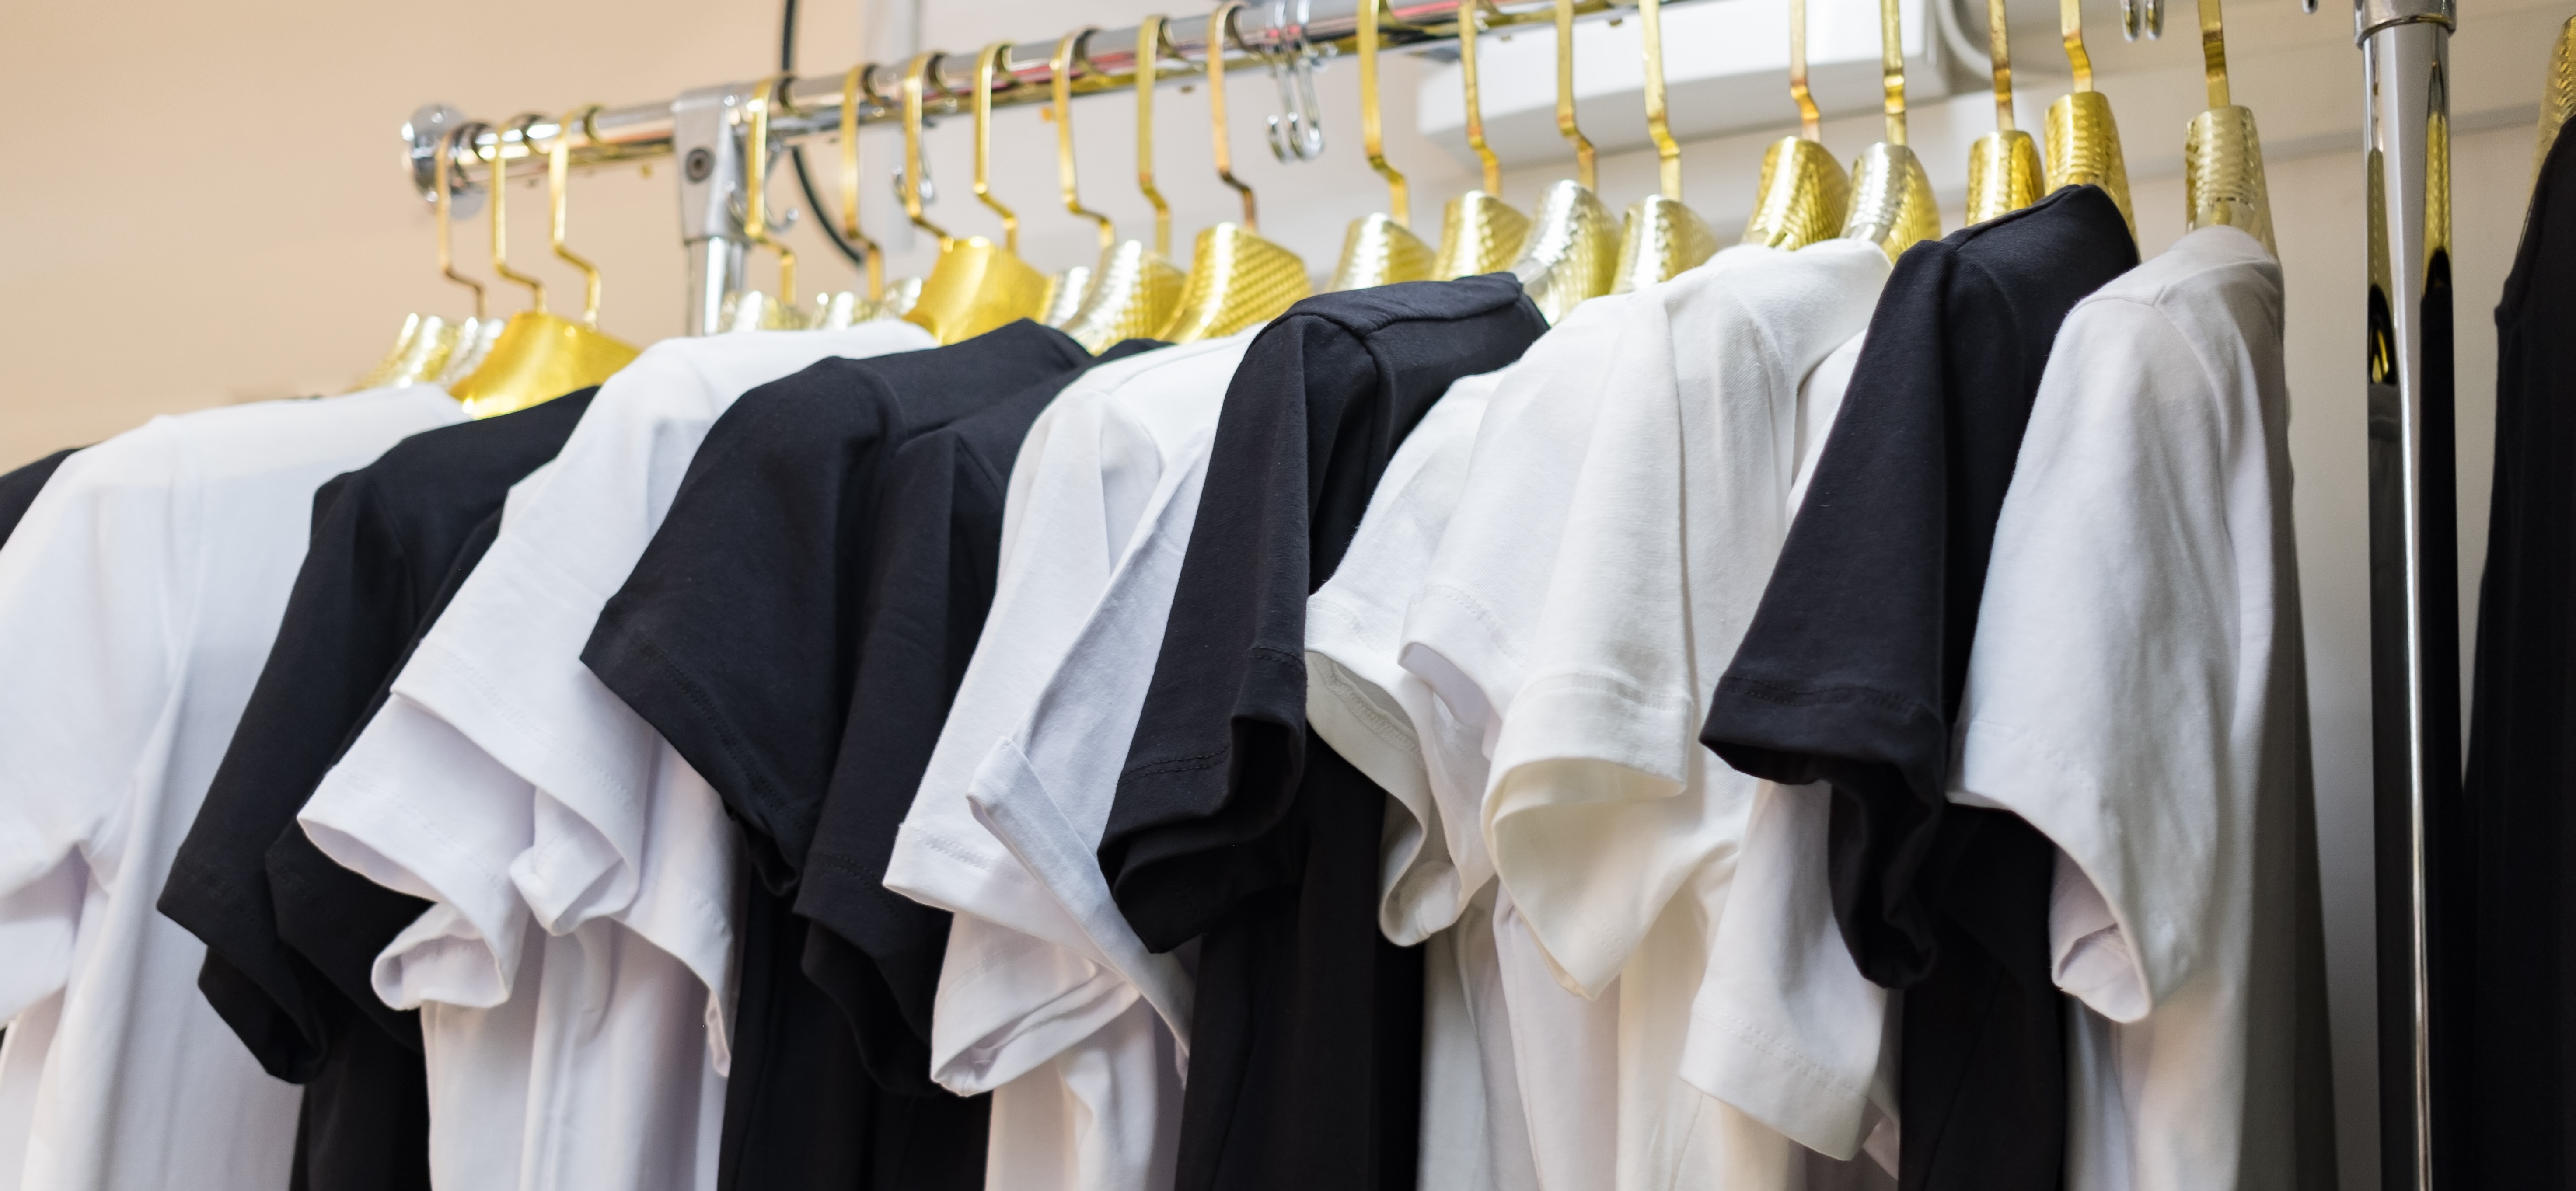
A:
[2,0,2562,1188]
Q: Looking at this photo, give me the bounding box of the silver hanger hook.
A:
[1262,0,1327,161]
[2121,0,2163,41]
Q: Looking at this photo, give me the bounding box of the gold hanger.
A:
[1507,0,1619,323]
[2181,0,2273,252]
[1743,0,1850,249]
[1609,0,1718,292]
[839,63,889,304]
[1839,0,1941,258]
[1059,25,1189,350]
[1326,0,1438,291]
[431,125,501,388]
[1038,31,1113,329]
[714,78,811,331]
[355,138,462,392]
[1432,0,1530,279]
[449,115,639,418]
[903,49,1054,344]
[2533,17,2576,178]
[2044,0,2134,233]
[1965,0,2043,223]
[1156,3,1312,342]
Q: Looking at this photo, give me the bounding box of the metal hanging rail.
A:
[405,0,1627,331]
[2346,0,2454,1183]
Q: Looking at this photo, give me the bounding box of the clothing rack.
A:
[2351,0,2454,1186]
[408,0,2463,1181]
[403,0,1631,335]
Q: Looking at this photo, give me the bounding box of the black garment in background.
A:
[1699,186,2135,1191]
[157,389,597,1191]
[1102,276,1546,1191]
[797,338,1168,1093]
[0,447,77,545]
[2450,125,2576,1189]
[583,321,1090,1191]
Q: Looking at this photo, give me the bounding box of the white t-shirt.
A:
[886,334,1244,1191]
[1401,240,1892,1191]
[0,386,466,1191]
[1947,225,2316,1191]
[299,322,934,1191]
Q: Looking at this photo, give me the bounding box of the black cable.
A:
[782,0,873,267]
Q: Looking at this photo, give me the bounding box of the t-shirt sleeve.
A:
[1697,244,1962,988]
[581,367,903,892]
[792,428,979,1094]
[0,426,185,901]
[1097,317,1372,951]
[1948,296,2251,1019]
[158,469,428,1079]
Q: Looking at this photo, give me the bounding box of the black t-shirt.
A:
[796,337,1168,1096]
[157,388,596,1191]
[1101,275,1546,1191]
[0,447,77,545]
[582,321,1091,1191]
[1700,185,2134,1191]
[2449,124,2575,1188]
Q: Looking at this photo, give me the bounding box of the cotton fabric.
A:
[0,386,465,1191]
[1701,186,2137,1191]
[1101,276,1548,1191]
[298,322,934,1191]
[1953,225,2333,1190]
[883,334,1250,1191]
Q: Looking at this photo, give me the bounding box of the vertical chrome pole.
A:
[2358,0,2455,1186]
[674,83,756,335]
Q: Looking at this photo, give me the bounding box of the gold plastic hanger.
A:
[2534,17,2576,178]
[1059,26,1188,349]
[1433,0,1530,279]
[1326,0,1438,291]
[1839,0,1941,258]
[449,115,639,418]
[1156,4,1312,342]
[1743,0,1850,249]
[1508,0,1620,323]
[1609,0,1718,292]
[2044,0,2134,232]
[902,49,1054,343]
[1965,0,2043,223]
[2181,0,2273,251]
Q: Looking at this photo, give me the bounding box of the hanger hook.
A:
[1552,0,1597,189]
[1208,2,1259,229]
[1051,29,1117,251]
[1790,0,1822,140]
[1136,18,1174,256]
[743,74,799,306]
[436,125,487,319]
[1640,0,1682,200]
[1458,0,1503,193]
[1355,0,1409,223]
[538,107,605,327]
[839,64,887,300]
[2196,0,2229,108]
[1263,1,1328,162]
[1986,0,2016,132]
[971,43,1022,253]
[1877,0,1908,145]
[901,53,956,248]
[489,115,549,312]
